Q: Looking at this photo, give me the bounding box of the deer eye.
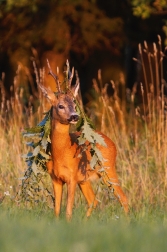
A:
[58,104,65,109]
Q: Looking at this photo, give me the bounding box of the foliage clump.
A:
[18,110,53,206]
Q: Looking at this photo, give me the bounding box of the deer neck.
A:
[51,119,71,150]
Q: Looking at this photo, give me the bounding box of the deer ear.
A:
[38,83,56,104]
[71,82,80,98]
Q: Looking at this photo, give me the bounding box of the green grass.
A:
[0,205,167,252]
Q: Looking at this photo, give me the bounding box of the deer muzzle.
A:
[68,114,79,124]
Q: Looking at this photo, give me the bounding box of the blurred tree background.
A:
[0,0,167,100]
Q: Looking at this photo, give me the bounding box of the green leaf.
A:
[39,150,50,160]
[33,145,40,156]
[84,115,95,129]
[91,131,106,147]
[24,126,43,134]
[43,119,51,138]
[90,154,98,169]
[26,141,34,147]
[26,160,33,167]
[75,117,84,131]
[22,152,33,159]
[23,132,42,138]
[41,137,48,151]
[93,147,104,162]
[77,134,86,145]
[31,161,38,176]
[38,110,51,126]
[81,121,94,143]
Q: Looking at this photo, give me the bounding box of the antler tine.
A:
[46,59,61,92]
[66,59,74,89]
[33,61,40,86]
[68,67,74,88]
[75,70,80,86]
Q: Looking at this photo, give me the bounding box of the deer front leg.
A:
[66,180,77,221]
[79,181,98,217]
[52,178,63,217]
[46,160,63,217]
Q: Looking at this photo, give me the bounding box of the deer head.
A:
[38,60,80,125]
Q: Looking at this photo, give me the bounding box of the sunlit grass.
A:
[86,37,167,212]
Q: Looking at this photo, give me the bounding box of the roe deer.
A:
[38,64,128,220]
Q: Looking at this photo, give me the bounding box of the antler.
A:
[66,59,74,89]
[38,82,56,103]
[47,59,61,92]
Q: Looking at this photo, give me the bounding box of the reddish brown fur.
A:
[39,84,128,220]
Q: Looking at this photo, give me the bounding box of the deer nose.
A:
[68,114,79,122]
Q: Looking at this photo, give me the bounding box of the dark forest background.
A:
[0,0,167,101]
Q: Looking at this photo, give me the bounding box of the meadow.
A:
[0,40,167,251]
